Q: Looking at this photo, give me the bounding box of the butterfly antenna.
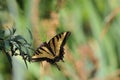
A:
[54,63,61,71]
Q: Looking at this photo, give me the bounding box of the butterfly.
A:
[31,31,71,70]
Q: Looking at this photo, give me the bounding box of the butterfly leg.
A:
[61,58,64,62]
[54,63,61,71]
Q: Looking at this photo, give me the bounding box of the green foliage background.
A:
[0,0,120,80]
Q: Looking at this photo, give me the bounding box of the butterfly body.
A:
[31,31,71,69]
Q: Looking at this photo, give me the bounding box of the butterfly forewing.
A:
[32,42,54,61]
[48,31,71,57]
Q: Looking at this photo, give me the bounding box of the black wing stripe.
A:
[38,42,55,56]
[46,41,55,56]
[52,38,56,55]
[52,38,55,49]
[32,57,54,63]
[56,35,59,40]
[59,34,61,38]
[35,49,42,54]
[39,47,51,54]
[61,32,71,47]
[43,42,54,55]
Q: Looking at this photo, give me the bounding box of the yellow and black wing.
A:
[48,31,71,62]
[31,31,71,64]
[31,42,55,62]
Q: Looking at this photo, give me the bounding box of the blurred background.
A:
[0,0,120,80]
